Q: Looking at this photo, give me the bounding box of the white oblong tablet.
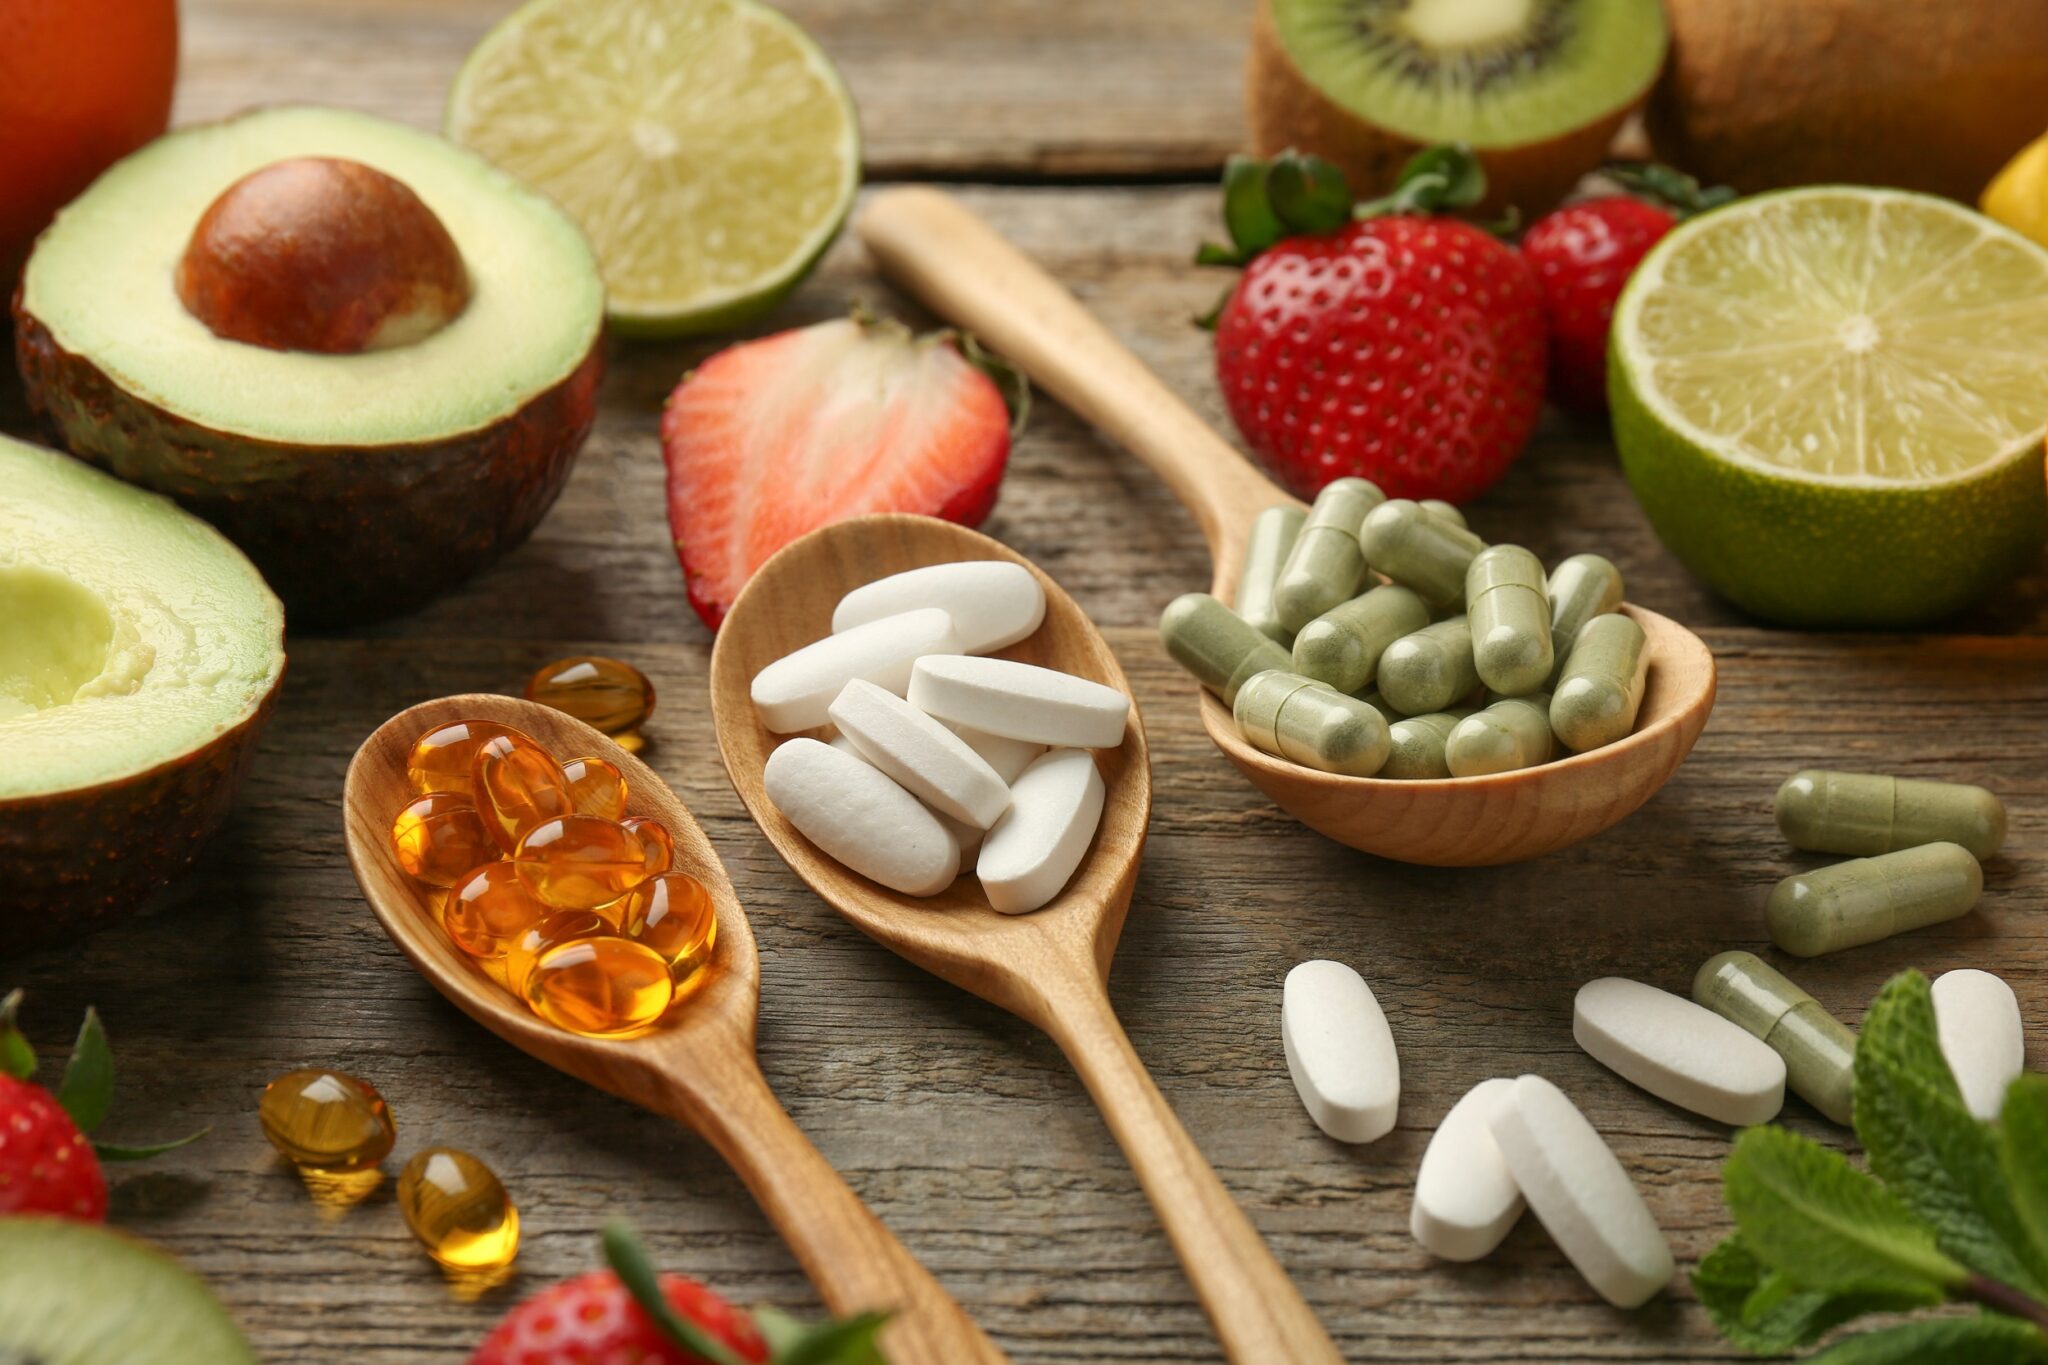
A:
[909,655,1129,749]
[751,607,958,733]
[1573,977,1786,1126]
[944,721,1044,785]
[834,561,1047,656]
[1412,1077,1525,1260]
[1281,960,1400,1145]
[827,732,981,859]
[1933,969,2026,1120]
[1488,1075,1673,1309]
[762,738,959,896]
[976,748,1104,914]
[829,678,1012,828]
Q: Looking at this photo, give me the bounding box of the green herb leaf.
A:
[56,1007,113,1134]
[1265,153,1351,238]
[1218,154,1284,261]
[0,990,36,1082]
[601,1222,749,1365]
[1857,972,2048,1297]
[1807,1313,2048,1364]
[773,1312,891,1365]
[94,1127,211,1162]
[1694,1235,1935,1356]
[2002,1074,2048,1281]
[1723,1125,1964,1297]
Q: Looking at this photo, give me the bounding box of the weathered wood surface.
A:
[6,2,2045,1361]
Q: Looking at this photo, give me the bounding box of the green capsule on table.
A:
[1292,584,1430,694]
[1382,709,1473,779]
[1546,553,1624,685]
[1377,616,1479,716]
[1233,669,1391,777]
[1420,499,1467,530]
[1775,770,2006,861]
[1550,613,1648,753]
[1766,842,1983,957]
[1359,498,1486,608]
[1693,951,1857,1125]
[1234,505,1305,644]
[1465,545,1553,697]
[1275,478,1383,632]
[1445,694,1554,777]
[1160,592,1294,706]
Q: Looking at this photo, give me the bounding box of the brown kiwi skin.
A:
[1245,0,1658,216]
[1648,0,2048,199]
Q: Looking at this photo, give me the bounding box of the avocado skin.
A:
[13,300,603,627]
[0,667,282,955]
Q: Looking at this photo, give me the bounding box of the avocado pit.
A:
[175,155,470,353]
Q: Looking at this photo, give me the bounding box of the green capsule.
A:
[1358,498,1485,608]
[1775,770,2006,861]
[1465,545,1553,697]
[1419,499,1467,530]
[1377,616,1479,716]
[1445,693,1555,777]
[1291,585,1430,694]
[1233,669,1390,777]
[1235,505,1305,644]
[1382,709,1473,780]
[1159,593,1293,706]
[1546,553,1624,686]
[1274,478,1383,632]
[1550,613,1648,753]
[1693,951,1856,1125]
[1766,842,1983,957]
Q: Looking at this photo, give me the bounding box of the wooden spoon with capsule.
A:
[343,693,1008,1365]
[708,514,1345,1365]
[857,188,1716,866]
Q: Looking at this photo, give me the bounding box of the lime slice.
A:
[447,0,859,337]
[1611,187,2048,625]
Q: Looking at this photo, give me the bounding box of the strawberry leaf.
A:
[956,332,1031,440]
[1354,142,1488,221]
[753,1304,891,1365]
[56,1007,112,1133]
[1265,153,1350,238]
[96,1127,211,1162]
[0,991,35,1081]
[1218,154,1284,260]
[602,1222,750,1365]
[1602,161,1737,218]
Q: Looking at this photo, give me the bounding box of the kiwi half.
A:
[0,1217,258,1362]
[1248,0,1669,213]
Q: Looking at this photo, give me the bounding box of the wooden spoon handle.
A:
[673,1051,1010,1364]
[859,186,1285,590]
[1034,972,1344,1364]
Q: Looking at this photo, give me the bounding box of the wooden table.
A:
[11,2,2044,1360]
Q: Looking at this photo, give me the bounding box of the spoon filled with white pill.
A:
[708,512,1346,1365]
[859,188,1718,865]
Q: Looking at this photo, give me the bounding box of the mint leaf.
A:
[2005,1075,2048,1274]
[1807,1313,2048,1364]
[1695,1235,1934,1356]
[56,1007,113,1133]
[1857,972,2048,1297]
[1724,1125,1963,1296]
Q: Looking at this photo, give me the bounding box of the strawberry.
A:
[1200,145,1546,504]
[662,312,1022,630]
[472,1224,888,1365]
[1520,164,1734,413]
[0,991,206,1221]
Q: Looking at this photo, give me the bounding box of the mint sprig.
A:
[1700,971,2048,1359]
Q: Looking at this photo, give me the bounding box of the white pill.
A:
[751,608,958,733]
[828,732,984,858]
[1281,960,1400,1145]
[1488,1075,1673,1309]
[834,561,1046,656]
[1573,977,1786,1126]
[976,748,1104,914]
[762,738,958,896]
[909,655,1129,749]
[1932,969,2026,1120]
[944,721,1044,784]
[829,679,1012,829]
[1411,1078,1525,1261]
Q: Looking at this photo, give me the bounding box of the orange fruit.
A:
[0,0,178,277]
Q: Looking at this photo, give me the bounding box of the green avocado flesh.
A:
[1272,0,1667,147]
[20,104,603,447]
[0,1217,257,1362]
[0,435,284,800]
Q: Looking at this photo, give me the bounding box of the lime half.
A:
[447,0,859,337]
[1611,187,2048,625]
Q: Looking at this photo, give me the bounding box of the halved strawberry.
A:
[662,313,1017,630]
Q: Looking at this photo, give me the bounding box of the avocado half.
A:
[13,105,606,626]
[0,434,285,954]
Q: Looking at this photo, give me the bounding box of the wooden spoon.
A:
[857,187,1717,866]
[343,693,1008,1365]
[708,513,1344,1365]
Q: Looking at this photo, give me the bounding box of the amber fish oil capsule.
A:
[392,793,500,888]
[526,936,675,1036]
[1445,694,1554,777]
[1775,770,2006,861]
[503,909,610,992]
[1550,613,1648,753]
[1159,593,1294,705]
[1233,670,1390,777]
[1377,616,1479,716]
[1359,499,1485,608]
[406,720,527,798]
[1236,505,1305,643]
[620,816,675,876]
[259,1069,396,1172]
[621,872,719,987]
[1693,951,1856,1124]
[399,1147,520,1271]
[1546,554,1623,685]
[514,815,654,910]
[1382,709,1472,779]
[1465,546,1553,697]
[525,655,655,739]
[444,862,548,959]
[1291,584,1429,693]
[473,734,573,854]
[561,755,629,821]
[1767,842,1983,957]
[1274,478,1382,631]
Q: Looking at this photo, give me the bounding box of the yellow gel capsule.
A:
[620,817,674,876]
[258,1069,395,1172]
[514,816,653,910]
[503,910,610,993]
[621,872,719,990]
[391,793,499,888]
[398,1147,519,1271]
[473,734,574,854]
[525,936,674,1036]
[443,862,549,960]
[525,655,656,737]
[561,756,629,821]
[405,720,527,798]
